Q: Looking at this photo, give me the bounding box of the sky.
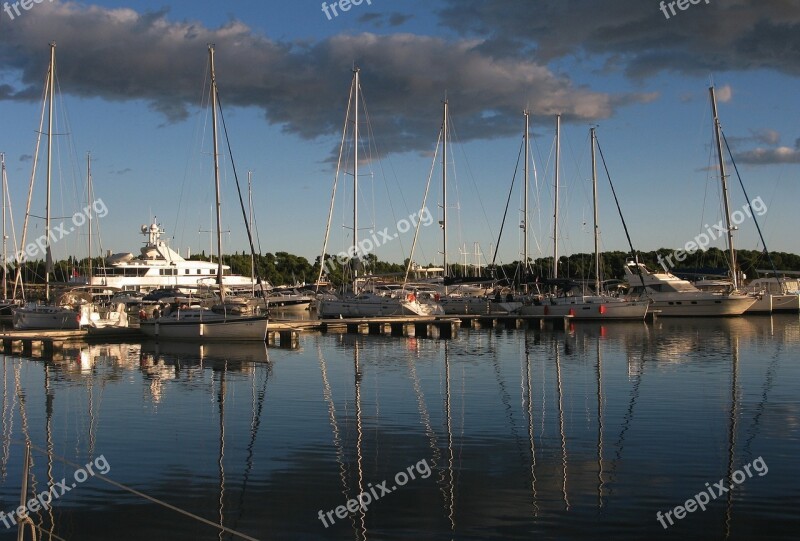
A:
[0,0,797,274]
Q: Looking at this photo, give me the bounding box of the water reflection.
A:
[0,314,795,540]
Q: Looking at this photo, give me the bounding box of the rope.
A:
[19,441,259,541]
[594,135,647,293]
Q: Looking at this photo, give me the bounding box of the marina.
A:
[0,1,797,539]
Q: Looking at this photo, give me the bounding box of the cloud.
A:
[752,128,780,146]
[438,0,800,78]
[0,3,654,160]
[736,147,800,165]
[715,84,732,103]
[356,12,412,27]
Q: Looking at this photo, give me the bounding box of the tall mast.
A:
[86,151,92,281]
[248,170,254,296]
[553,114,561,280]
[1,153,6,299]
[45,42,55,302]
[209,45,224,301]
[352,67,359,293]
[709,86,738,289]
[442,98,448,285]
[523,111,529,290]
[591,127,601,294]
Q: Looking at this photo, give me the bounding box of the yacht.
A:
[89,222,255,293]
[265,287,313,312]
[744,276,800,313]
[623,260,756,316]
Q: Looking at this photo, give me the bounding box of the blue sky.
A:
[0,0,797,273]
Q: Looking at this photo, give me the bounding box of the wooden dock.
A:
[0,314,575,356]
[268,313,574,340]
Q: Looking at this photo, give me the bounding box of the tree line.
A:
[7,246,800,289]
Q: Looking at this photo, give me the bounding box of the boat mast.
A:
[248,170,254,296]
[45,42,55,302]
[523,110,529,292]
[209,45,225,302]
[1,153,6,299]
[86,151,92,282]
[553,114,561,280]
[709,86,738,289]
[442,98,448,289]
[591,127,601,294]
[352,67,359,294]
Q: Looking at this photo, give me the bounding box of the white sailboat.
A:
[520,125,649,320]
[12,43,91,330]
[140,45,268,341]
[316,68,443,319]
[704,86,799,314]
[416,99,518,315]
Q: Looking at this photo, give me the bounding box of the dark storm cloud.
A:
[0,2,655,158]
[356,11,411,27]
[438,0,800,77]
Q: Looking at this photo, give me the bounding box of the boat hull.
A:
[317,297,442,318]
[647,295,756,316]
[745,293,800,313]
[13,306,81,330]
[519,298,649,320]
[440,297,521,315]
[139,315,269,341]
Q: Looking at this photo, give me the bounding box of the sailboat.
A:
[12,43,92,330]
[413,99,518,315]
[520,125,650,320]
[316,68,443,318]
[696,85,799,314]
[139,45,268,341]
[624,87,757,317]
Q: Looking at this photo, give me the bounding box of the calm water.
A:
[0,316,798,540]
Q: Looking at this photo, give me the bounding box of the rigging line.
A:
[14,62,50,299]
[448,118,496,265]
[173,56,212,251]
[594,135,647,294]
[361,93,410,261]
[214,92,268,305]
[404,128,441,283]
[721,130,780,282]
[316,76,353,289]
[492,138,524,269]
[17,440,258,541]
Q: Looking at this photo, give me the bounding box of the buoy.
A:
[599,305,607,314]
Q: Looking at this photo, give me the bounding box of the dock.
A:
[267,313,573,341]
[0,314,574,355]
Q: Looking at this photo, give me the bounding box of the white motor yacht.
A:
[623,260,756,316]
